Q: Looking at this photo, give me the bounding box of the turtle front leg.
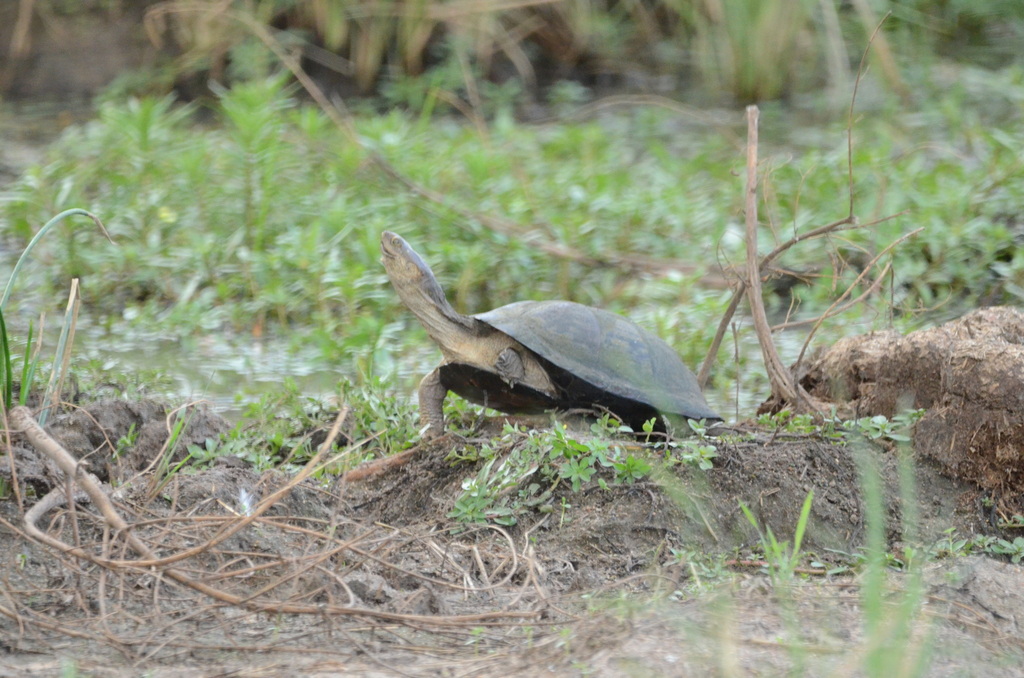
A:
[417,368,448,438]
[495,347,526,386]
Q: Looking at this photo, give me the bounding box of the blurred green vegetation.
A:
[2,62,1023,405]
[1,0,1022,416]
[26,0,1021,104]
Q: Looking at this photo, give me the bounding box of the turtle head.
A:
[380,231,458,321]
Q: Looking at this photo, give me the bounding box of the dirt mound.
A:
[800,306,1024,513]
[2,399,996,583]
[341,429,987,571]
[44,397,231,478]
[2,398,229,501]
[1,395,1020,675]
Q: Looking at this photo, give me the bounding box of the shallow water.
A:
[9,303,757,424]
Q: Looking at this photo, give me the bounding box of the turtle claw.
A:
[419,422,441,439]
[420,424,467,446]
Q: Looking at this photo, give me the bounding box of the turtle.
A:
[380,230,720,436]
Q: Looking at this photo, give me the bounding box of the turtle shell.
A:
[473,300,720,423]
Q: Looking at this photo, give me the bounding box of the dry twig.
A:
[12,405,535,629]
[697,16,912,415]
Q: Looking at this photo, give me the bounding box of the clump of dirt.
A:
[43,397,231,480]
[800,306,1024,513]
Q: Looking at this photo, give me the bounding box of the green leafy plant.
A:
[114,423,139,460]
[559,454,597,492]
[649,419,719,470]
[183,437,236,468]
[209,376,419,473]
[756,409,819,434]
[741,490,814,585]
[448,456,522,526]
[989,537,1024,563]
[445,416,722,525]
[928,528,972,559]
[0,209,108,416]
[849,410,925,443]
[610,454,653,484]
[756,409,926,447]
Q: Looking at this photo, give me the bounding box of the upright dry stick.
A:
[741,107,827,414]
[698,20,900,396]
[39,279,80,427]
[742,107,797,406]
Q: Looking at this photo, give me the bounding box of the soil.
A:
[800,306,1024,517]
[2,375,1024,676]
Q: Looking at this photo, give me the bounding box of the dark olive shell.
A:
[473,300,720,423]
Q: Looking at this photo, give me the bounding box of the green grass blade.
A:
[39,280,81,427]
[791,490,814,559]
[0,208,109,311]
[146,412,192,501]
[18,321,35,407]
[19,321,42,408]
[19,360,38,408]
[0,306,11,410]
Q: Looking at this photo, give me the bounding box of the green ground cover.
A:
[3,65,1023,404]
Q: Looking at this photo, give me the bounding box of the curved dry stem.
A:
[793,227,922,371]
[0,209,111,311]
[771,262,890,332]
[700,17,903,402]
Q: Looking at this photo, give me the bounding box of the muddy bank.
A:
[4,395,999,564]
[0,389,1021,674]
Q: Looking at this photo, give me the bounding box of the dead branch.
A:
[12,405,537,627]
[771,262,890,332]
[698,18,906,409]
[341,445,421,482]
[741,107,820,411]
